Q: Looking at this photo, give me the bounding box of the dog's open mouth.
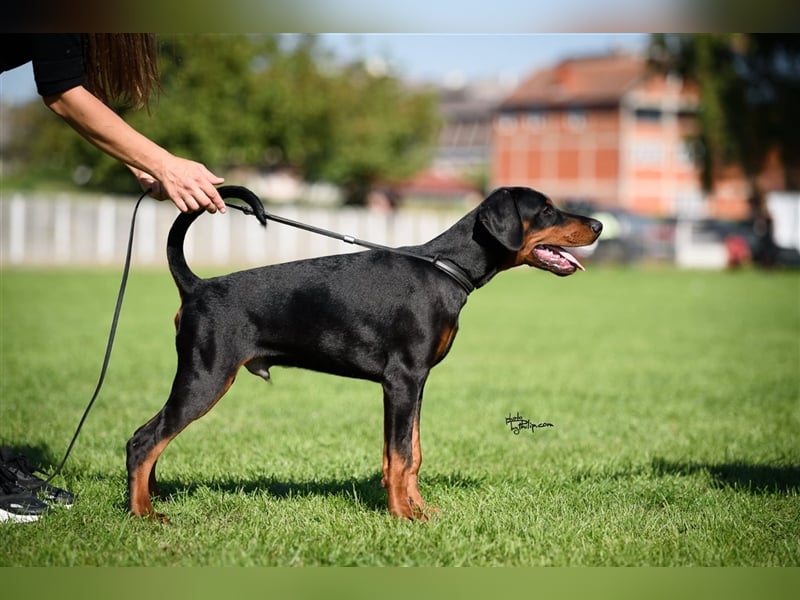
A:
[532,245,586,276]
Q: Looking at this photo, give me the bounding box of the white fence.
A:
[5,191,798,270]
[0,193,463,269]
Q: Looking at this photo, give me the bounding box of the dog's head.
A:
[477,187,603,276]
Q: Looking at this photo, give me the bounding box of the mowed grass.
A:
[0,265,798,566]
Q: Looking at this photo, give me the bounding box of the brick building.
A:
[491,52,751,219]
[397,79,510,205]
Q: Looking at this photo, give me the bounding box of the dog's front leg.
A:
[381,364,429,520]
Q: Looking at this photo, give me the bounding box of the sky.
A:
[0,33,649,104]
[318,33,648,86]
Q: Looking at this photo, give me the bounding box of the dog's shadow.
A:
[2,443,482,515]
[154,471,482,514]
[157,473,387,512]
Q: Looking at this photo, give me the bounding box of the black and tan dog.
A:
[126,186,602,521]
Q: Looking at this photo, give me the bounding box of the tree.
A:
[312,62,441,204]
[4,34,440,204]
[649,34,800,205]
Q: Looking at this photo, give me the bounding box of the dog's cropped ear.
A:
[477,188,523,251]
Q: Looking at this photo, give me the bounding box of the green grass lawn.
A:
[0,265,798,566]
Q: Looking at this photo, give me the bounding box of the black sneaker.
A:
[0,447,75,507]
[0,465,50,523]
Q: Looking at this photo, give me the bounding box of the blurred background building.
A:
[492,53,710,218]
[405,48,799,268]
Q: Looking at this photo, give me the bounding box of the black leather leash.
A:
[42,189,148,485]
[224,197,476,294]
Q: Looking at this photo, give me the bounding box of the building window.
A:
[496,113,517,131]
[565,109,586,130]
[525,110,546,129]
[634,108,662,122]
[632,141,665,165]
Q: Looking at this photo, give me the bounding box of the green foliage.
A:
[1,267,798,565]
[316,64,440,204]
[649,34,800,194]
[4,34,440,203]
[3,100,90,186]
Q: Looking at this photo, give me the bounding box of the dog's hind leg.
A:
[126,359,240,521]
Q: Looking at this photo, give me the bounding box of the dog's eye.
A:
[537,204,560,227]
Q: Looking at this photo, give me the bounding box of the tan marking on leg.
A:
[148,460,160,498]
[130,436,173,521]
[407,415,424,508]
[385,450,414,519]
[381,438,389,489]
[407,416,438,520]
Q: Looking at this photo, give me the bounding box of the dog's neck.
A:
[418,209,511,290]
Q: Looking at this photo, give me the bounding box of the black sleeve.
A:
[29,33,86,97]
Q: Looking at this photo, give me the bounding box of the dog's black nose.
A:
[590,219,603,235]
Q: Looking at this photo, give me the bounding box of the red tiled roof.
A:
[501,53,647,109]
[397,169,478,195]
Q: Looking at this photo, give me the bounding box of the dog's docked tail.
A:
[166,186,268,295]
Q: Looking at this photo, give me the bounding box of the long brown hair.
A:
[83,34,160,109]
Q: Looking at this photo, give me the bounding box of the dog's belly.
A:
[243,310,436,383]
[245,340,387,383]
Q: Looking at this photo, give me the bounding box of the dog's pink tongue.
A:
[557,247,585,271]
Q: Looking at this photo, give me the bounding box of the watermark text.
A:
[505,412,553,435]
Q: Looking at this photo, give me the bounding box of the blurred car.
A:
[561,199,675,265]
[693,218,800,268]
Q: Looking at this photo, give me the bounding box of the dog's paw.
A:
[410,502,440,522]
[151,511,171,525]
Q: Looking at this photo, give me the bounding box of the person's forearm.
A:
[43,85,226,213]
[44,86,170,180]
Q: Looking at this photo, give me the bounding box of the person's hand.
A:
[145,156,226,214]
[131,168,165,199]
